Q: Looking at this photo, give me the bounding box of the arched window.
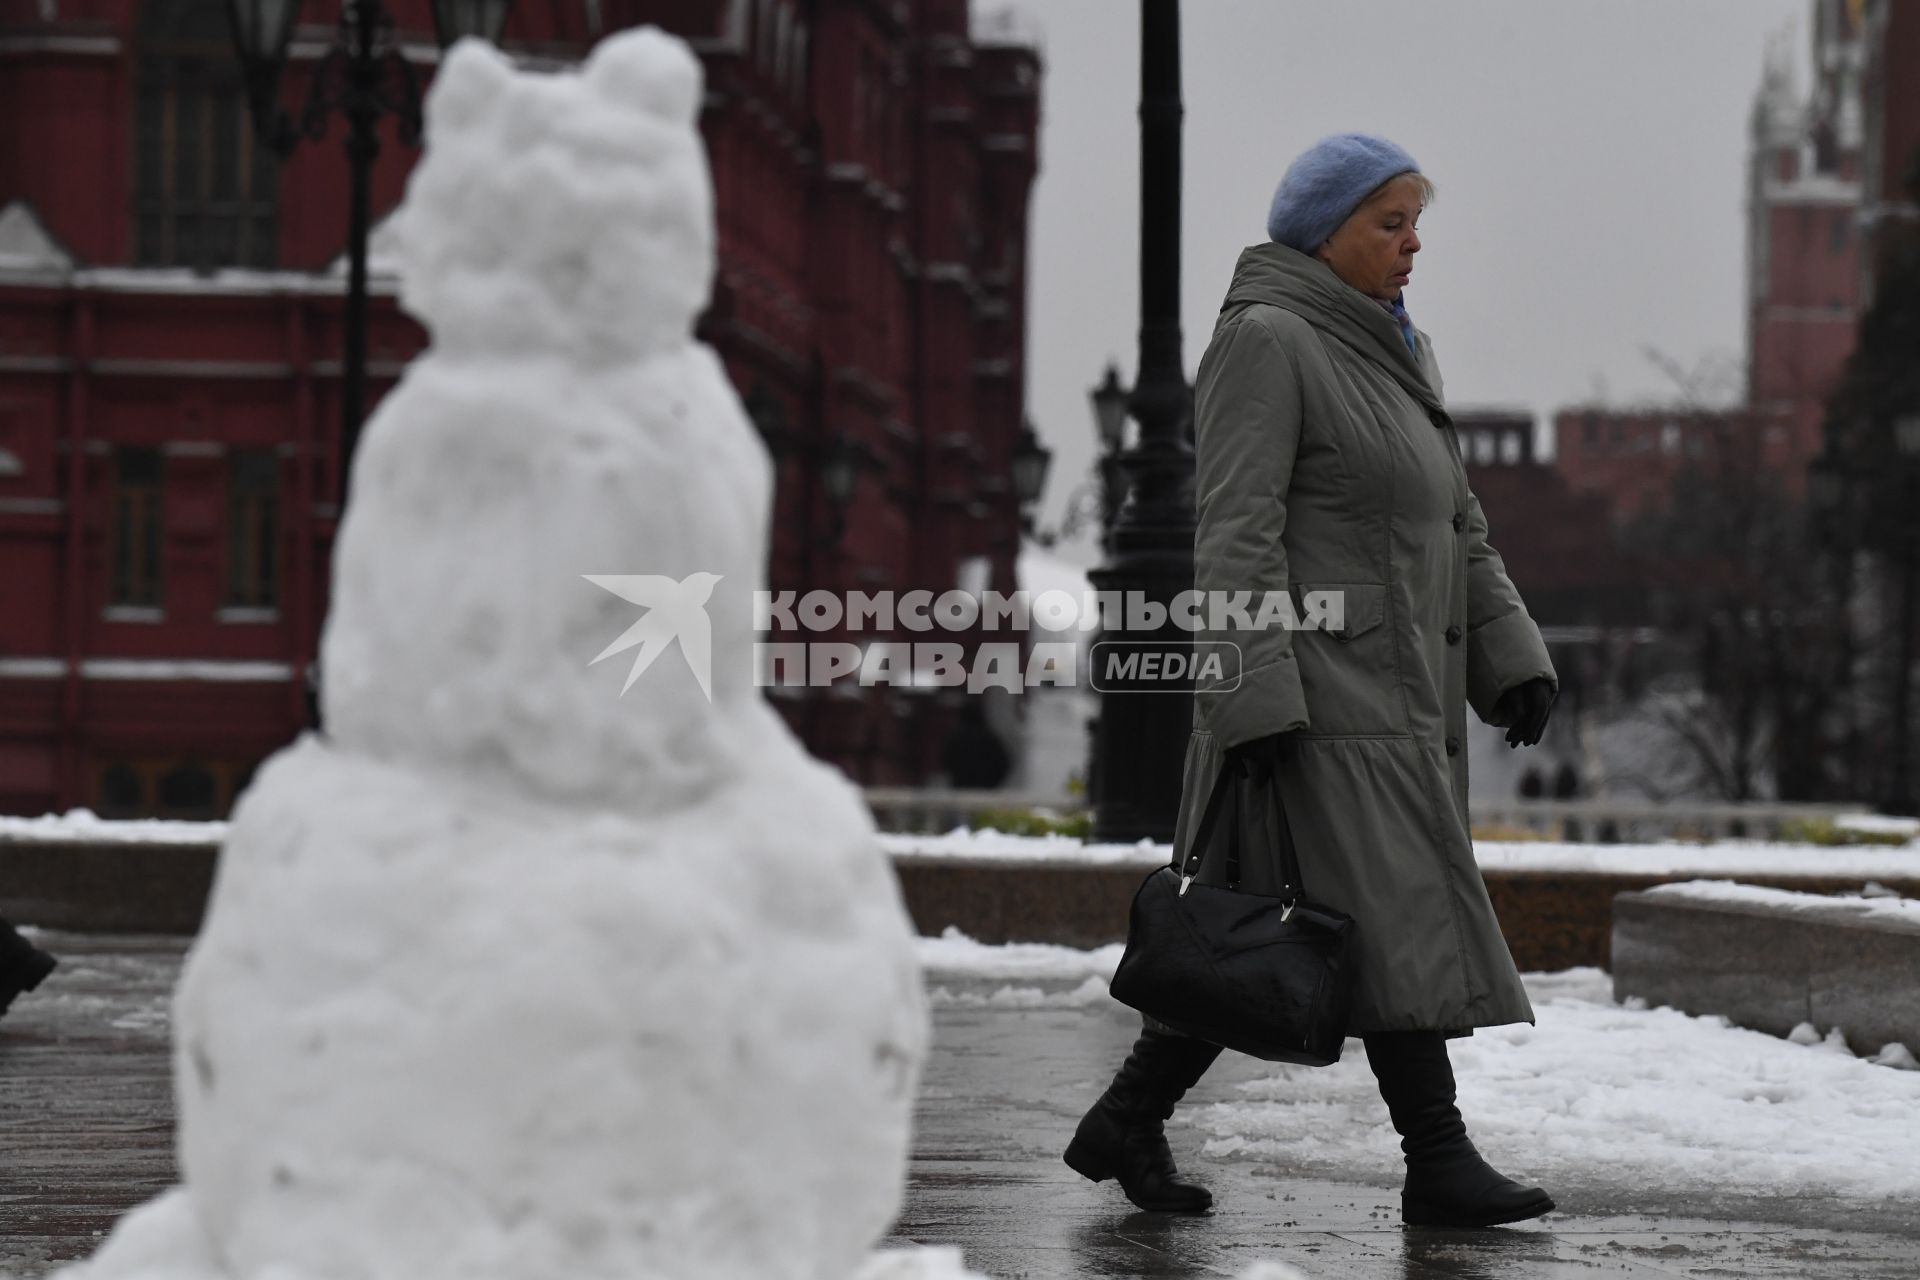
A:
[135,0,280,269]
[158,762,219,818]
[99,764,146,818]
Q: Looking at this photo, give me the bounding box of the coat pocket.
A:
[1290,583,1387,645]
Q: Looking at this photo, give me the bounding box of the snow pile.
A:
[0,808,228,846]
[58,28,928,1280]
[915,927,1125,982]
[881,829,1162,865]
[1643,878,1920,926]
[1190,967,1920,1201]
[1870,1042,1920,1070]
[1835,812,1920,838]
[854,1248,993,1279]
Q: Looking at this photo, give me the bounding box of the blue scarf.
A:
[1373,293,1416,357]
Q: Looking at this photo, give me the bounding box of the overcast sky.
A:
[1000,0,1810,567]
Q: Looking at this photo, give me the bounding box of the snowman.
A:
[60,27,945,1280]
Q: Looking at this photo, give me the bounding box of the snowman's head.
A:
[396,28,714,368]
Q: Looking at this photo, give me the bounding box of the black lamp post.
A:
[1086,0,1196,842]
[1889,413,1920,814]
[229,0,513,506]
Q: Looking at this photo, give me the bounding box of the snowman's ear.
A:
[424,37,515,138]
[584,26,704,128]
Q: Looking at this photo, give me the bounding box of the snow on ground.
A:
[1193,974,1920,1204]
[919,931,1920,1204]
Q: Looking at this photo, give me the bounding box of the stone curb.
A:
[1611,888,1920,1052]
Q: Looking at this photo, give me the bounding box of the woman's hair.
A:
[1380,171,1438,209]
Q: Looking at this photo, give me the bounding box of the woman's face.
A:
[1316,174,1425,302]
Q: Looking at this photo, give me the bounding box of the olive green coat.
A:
[1173,242,1556,1034]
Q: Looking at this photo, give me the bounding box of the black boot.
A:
[0,921,56,1022]
[1064,1026,1223,1212]
[1362,1030,1554,1228]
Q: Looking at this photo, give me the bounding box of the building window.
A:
[98,764,146,818]
[789,21,809,99]
[753,0,774,70]
[225,448,279,608]
[1831,213,1851,254]
[111,446,165,609]
[1661,422,1682,454]
[1500,431,1522,465]
[158,762,219,819]
[134,0,279,270]
[772,2,791,87]
[94,756,258,819]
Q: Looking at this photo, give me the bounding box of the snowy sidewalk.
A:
[899,936,1920,1278]
[5,931,1920,1278]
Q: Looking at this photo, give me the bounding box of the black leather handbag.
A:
[1109,757,1356,1066]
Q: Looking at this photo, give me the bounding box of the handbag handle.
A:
[1178,755,1307,905]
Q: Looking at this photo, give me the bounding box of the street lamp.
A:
[229,0,514,506]
[1090,363,1129,454]
[1011,419,1053,536]
[1088,364,1132,542]
[816,434,866,548]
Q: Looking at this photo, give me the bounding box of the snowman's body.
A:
[64,29,928,1280]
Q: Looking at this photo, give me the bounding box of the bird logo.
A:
[583,572,723,700]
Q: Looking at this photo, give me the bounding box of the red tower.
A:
[1743,0,1867,466]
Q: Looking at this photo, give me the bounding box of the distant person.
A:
[941,701,1011,789]
[0,917,57,1023]
[1065,135,1558,1228]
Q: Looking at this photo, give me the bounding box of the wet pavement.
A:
[3,932,1919,1277]
[892,976,1920,1276]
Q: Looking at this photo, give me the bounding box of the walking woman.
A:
[1065,135,1560,1228]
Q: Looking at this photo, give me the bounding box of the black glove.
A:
[1492,678,1556,748]
[1224,731,1295,777]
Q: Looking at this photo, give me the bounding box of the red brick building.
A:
[1454,409,1647,630]
[0,0,1041,817]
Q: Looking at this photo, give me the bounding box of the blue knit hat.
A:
[1266,133,1422,253]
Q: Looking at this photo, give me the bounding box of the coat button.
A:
[1445,736,1460,757]
[1430,409,1452,430]
[1445,623,1462,645]
[1452,511,1466,533]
